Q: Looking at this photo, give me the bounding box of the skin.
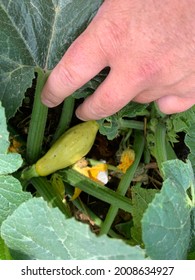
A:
[41,0,195,120]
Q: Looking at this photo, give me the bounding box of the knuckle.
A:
[91,102,108,119]
[95,18,125,59]
[89,96,110,119]
[89,91,120,118]
[56,63,81,89]
[137,59,162,84]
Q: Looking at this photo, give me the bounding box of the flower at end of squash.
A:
[71,158,108,200]
[117,148,135,173]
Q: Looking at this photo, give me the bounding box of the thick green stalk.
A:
[52,96,75,143]
[99,131,145,235]
[65,184,121,238]
[154,122,167,175]
[31,177,71,218]
[26,69,49,163]
[60,169,133,213]
[120,119,144,130]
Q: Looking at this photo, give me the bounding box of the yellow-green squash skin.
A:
[35,120,99,176]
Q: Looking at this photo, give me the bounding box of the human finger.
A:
[41,30,107,107]
[156,95,195,114]
[75,69,143,120]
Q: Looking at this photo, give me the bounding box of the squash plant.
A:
[0,0,195,260]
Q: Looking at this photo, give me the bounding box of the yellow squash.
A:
[22,121,99,179]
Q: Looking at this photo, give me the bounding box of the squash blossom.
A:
[117,148,135,173]
[71,158,108,200]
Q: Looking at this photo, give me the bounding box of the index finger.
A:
[41,26,107,107]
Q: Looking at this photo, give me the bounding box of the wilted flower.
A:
[117,148,135,173]
[71,158,108,200]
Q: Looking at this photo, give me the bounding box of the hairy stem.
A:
[154,122,167,176]
[26,69,49,163]
[52,96,75,143]
[31,177,71,218]
[99,131,145,236]
[60,169,133,213]
[120,119,144,130]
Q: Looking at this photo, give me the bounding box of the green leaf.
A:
[98,102,147,140]
[170,105,195,133]
[0,236,12,260]
[117,102,149,118]
[98,116,120,140]
[188,208,195,256]
[0,154,23,175]
[1,197,146,260]
[0,175,31,226]
[142,159,195,260]
[0,0,103,118]
[60,168,133,213]
[185,123,195,172]
[0,102,30,228]
[115,221,133,239]
[0,103,23,174]
[73,69,108,99]
[0,103,10,153]
[131,185,158,244]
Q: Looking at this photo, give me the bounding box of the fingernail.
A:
[75,112,87,121]
[75,108,88,121]
[41,97,55,108]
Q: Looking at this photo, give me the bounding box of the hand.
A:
[41,0,195,120]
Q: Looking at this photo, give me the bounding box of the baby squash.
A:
[22,121,99,179]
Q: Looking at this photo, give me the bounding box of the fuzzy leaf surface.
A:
[0,0,102,118]
[0,176,31,227]
[131,185,158,244]
[142,160,195,260]
[1,197,146,260]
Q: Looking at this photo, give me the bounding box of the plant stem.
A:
[31,177,71,218]
[87,158,120,172]
[26,68,49,164]
[99,131,145,236]
[60,169,133,213]
[52,96,75,143]
[65,184,121,238]
[120,119,144,130]
[154,122,167,175]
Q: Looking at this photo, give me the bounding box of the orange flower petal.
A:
[117,148,135,173]
[71,161,108,200]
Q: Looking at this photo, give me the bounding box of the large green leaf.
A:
[0,175,31,227]
[170,105,195,133]
[0,103,31,227]
[142,160,195,260]
[131,185,158,244]
[1,197,146,260]
[0,0,103,118]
